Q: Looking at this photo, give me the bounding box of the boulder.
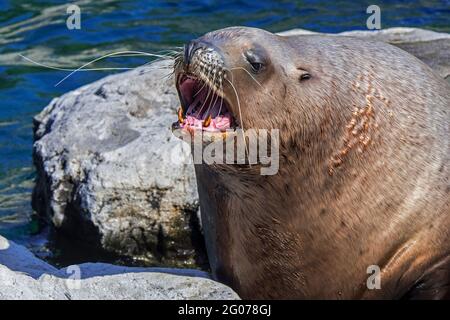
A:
[32,27,450,268]
[32,61,206,268]
[0,235,239,300]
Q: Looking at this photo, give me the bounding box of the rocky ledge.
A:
[0,235,238,299]
[31,27,450,268]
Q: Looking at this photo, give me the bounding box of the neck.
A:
[195,127,431,298]
[194,140,341,297]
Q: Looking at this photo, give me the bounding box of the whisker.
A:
[138,65,174,78]
[136,65,175,79]
[160,67,177,80]
[230,67,262,87]
[108,49,183,78]
[193,81,208,97]
[19,54,135,72]
[53,50,176,87]
[225,77,250,164]
[138,55,178,78]
[217,80,224,117]
[197,81,213,118]
[162,73,174,80]
[204,77,220,120]
[195,68,215,116]
[159,49,182,55]
[191,64,211,97]
[19,54,134,71]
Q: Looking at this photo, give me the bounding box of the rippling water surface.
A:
[0,0,449,261]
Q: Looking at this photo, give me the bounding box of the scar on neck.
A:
[328,73,391,175]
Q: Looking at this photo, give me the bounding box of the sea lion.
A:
[172,27,450,299]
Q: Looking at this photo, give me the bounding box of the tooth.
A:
[203,114,212,127]
[178,106,184,123]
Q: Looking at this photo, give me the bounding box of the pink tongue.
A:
[184,114,231,131]
[183,90,231,131]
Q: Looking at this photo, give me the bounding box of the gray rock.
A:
[0,235,239,300]
[33,61,205,268]
[32,27,450,267]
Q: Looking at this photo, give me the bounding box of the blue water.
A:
[0,0,449,253]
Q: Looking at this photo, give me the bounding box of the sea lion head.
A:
[172,26,357,177]
[172,27,328,141]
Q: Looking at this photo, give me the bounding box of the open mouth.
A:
[174,73,236,132]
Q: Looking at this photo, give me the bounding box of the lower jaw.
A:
[180,116,232,132]
[172,121,239,141]
[173,112,237,135]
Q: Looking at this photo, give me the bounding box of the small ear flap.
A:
[297,67,311,82]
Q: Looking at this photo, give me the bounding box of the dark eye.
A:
[244,50,266,74]
[250,62,263,73]
[299,73,311,81]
